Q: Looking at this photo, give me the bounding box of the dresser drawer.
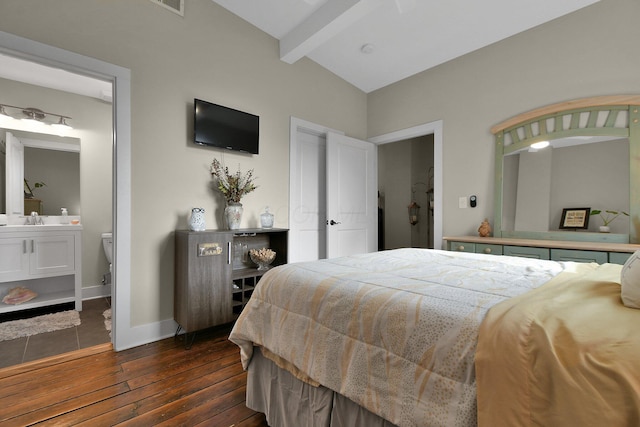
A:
[475,243,503,256]
[609,252,633,265]
[449,241,475,253]
[503,245,550,260]
[551,249,608,264]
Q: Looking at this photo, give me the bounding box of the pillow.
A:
[620,250,640,309]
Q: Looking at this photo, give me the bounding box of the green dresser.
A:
[445,236,640,265]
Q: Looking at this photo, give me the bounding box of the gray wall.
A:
[368,0,639,242]
[0,0,367,326]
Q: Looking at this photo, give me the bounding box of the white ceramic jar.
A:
[189,207,206,231]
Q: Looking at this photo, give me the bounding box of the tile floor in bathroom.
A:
[0,297,111,369]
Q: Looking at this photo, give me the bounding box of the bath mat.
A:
[0,310,80,341]
[103,308,112,336]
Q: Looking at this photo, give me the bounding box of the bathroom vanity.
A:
[0,225,82,313]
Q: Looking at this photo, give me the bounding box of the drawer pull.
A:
[457,245,465,251]
[484,248,492,254]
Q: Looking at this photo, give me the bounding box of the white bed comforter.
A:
[229,248,567,427]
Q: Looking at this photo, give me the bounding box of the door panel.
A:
[31,234,75,275]
[289,130,327,262]
[0,237,29,281]
[326,133,377,258]
[290,121,377,262]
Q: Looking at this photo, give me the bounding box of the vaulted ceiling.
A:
[212,0,600,92]
[0,0,600,97]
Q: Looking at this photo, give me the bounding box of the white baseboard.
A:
[82,284,178,351]
[82,284,112,300]
[81,283,178,352]
[114,317,179,351]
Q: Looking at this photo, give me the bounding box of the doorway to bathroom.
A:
[0,31,130,367]
[0,70,113,366]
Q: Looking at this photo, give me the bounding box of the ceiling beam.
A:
[394,0,416,14]
[280,0,383,64]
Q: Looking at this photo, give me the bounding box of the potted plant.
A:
[210,158,257,230]
[24,179,46,199]
[590,209,629,233]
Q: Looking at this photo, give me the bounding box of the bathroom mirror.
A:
[1,128,80,216]
[493,95,640,244]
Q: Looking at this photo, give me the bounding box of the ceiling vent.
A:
[149,0,184,16]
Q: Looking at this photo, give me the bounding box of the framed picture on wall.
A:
[559,207,591,229]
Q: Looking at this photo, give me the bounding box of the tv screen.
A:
[194,99,259,154]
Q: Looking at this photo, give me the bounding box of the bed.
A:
[228,248,640,427]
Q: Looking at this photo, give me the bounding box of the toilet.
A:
[101,232,113,285]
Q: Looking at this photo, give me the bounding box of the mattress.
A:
[229,248,568,426]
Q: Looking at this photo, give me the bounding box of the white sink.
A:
[0,224,82,232]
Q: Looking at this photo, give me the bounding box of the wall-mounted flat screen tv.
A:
[194,98,259,154]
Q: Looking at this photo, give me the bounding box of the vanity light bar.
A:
[0,103,72,130]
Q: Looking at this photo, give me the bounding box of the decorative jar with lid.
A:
[260,206,274,228]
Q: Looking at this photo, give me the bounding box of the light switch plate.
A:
[458,197,467,209]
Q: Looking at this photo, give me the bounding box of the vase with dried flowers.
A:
[210,158,258,229]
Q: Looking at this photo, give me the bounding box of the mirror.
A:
[502,137,629,234]
[1,129,80,216]
[492,95,640,244]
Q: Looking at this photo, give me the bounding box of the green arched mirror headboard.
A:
[492,95,640,244]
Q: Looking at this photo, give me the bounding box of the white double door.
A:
[289,120,377,262]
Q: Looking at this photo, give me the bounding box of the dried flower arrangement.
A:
[210,158,258,204]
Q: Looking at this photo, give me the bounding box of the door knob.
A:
[328,220,341,225]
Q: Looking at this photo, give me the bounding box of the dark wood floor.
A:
[0,324,269,426]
